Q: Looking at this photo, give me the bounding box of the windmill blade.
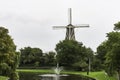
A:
[68,8,72,24]
[53,26,66,29]
[74,24,89,28]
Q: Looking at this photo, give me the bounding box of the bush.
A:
[9,72,19,80]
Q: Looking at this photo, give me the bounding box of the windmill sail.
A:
[74,24,89,28]
[68,8,72,25]
[53,8,89,40]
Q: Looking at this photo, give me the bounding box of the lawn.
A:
[82,71,117,80]
[0,76,9,80]
[63,71,117,80]
[0,69,117,80]
[17,69,53,73]
[17,69,117,80]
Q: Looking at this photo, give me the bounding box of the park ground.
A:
[0,76,9,80]
[0,69,117,80]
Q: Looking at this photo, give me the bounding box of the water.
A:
[40,74,68,80]
[19,72,93,80]
[19,63,94,80]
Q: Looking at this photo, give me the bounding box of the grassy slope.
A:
[0,76,9,80]
[63,71,117,80]
[83,71,117,80]
[0,69,117,80]
[17,69,117,80]
[17,69,53,73]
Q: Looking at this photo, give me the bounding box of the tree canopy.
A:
[114,22,120,31]
[96,41,107,69]
[20,47,56,67]
[97,22,120,79]
[55,40,94,70]
[0,27,20,80]
[20,47,43,67]
[105,32,120,76]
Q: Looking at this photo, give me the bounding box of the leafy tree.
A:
[55,40,94,70]
[96,41,108,69]
[97,22,120,79]
[105,32,120,78]
[20,47,57,67]
[114,22,120,30]
[91,56,102,71]
[85,48,94,72]
[43,51,56,66]
[0,27,20,80]
[20,47,43,67]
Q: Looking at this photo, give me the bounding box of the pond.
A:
[18,72,95,80]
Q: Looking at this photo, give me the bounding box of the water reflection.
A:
[40,75,60,80]
[40,74,60,80]
[19,72,94,80]
[40,74,69,80]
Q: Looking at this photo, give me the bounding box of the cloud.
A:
[0,0,120,52]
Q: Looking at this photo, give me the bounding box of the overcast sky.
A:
[0,0,120,52]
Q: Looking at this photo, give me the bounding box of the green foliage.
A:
[97,31,120,76]
[91,57,102,71]
[0,27,20,80]
[96,41,108,70]
[20,47,56,67]
[43,51,56,66]
[34,61,40,67]
[96,22,120,79]
[9,72,19,80]
[97,41,107,62]
[55,40,94,70]
[114,21,120,31]
[20,47,43,66]
[105,32,120,76]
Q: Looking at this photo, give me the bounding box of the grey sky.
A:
[0,0,120,52]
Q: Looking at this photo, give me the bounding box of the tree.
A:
[96,41,108,69]
[20,47,57,67]
[0,27,20,80]
[20,47,43,67]
[96,22,120,80]
[105,32,120,78]
[96,32,120,77]
[43,51,56,66]
[85,48,94,74]
[55,40,94,70]
[114,22,120,31]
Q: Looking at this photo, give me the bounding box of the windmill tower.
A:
[53,8,89,40]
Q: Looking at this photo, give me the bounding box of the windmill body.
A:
[53,8,89,40]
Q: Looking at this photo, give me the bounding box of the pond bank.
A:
[82,71,117,80]
[17,69,117,80]
[63,71,117,80]
[0,69,117,80]
[0,76,9,80]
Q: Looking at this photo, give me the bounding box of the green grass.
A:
[17,69,117,80]
[63,71,117,80]
[0,69,117,80]
[83,71,117,80]
[0,76,9,80]
[17,69,53,73]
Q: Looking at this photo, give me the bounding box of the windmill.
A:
[53,8,89,40]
